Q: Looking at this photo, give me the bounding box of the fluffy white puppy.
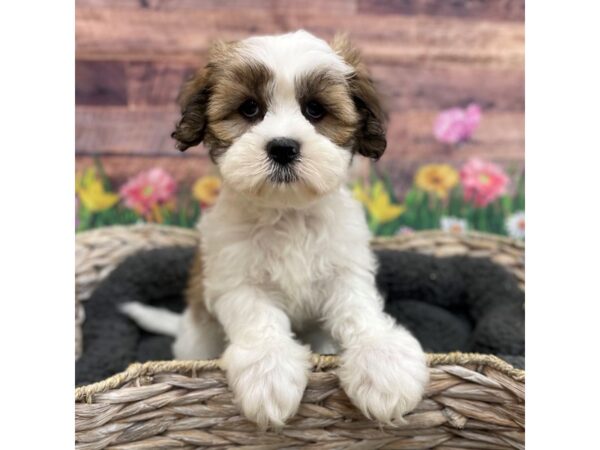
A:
[122,30,428,430]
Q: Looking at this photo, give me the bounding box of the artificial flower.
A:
[353,181,406,224]
[414,164,459,198]
[192,175,222,206]
[120,168,176,215]
[76,168,119,213]
[75,167,97,194]
[434,103,482,144]
[460,158,509,207]
[397,226,415,236]
[505,211,525,240]
[440,216,468,234]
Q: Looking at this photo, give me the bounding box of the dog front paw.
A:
[221,340,311,429]
[338,330,429,424]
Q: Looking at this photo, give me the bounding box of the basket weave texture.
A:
[75,224,525,449]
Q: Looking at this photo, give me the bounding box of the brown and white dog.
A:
[122,30,428,429]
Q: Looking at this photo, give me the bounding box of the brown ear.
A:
[171,66,211,152]
[331,34,387,160]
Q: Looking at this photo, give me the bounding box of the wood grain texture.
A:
[77,0,358,14]
[75,0,524,180]
[76,106,179,153]
[373,65,524,111]
[77,0,523,21]
[358,0,525,21]
[76,59,523,111]
[76,60,127,106]
[76,106,523,161]
[125,61,194,106]
[76,7,523,69]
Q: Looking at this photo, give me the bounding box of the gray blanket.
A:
[76,247,524,386]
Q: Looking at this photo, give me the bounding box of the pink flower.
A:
[434,103,482,144]
[460,158,509,207]
[120,168,176,215]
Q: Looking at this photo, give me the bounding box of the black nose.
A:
[266,138,300,165]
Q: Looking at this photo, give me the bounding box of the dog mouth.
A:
[268,162,299,184]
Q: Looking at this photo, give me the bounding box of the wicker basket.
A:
[75,224,525,449]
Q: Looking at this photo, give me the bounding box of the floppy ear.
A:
[171,66,211,152]
[331,34,387,160]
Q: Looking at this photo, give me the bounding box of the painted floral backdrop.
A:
[76,1,524,240]
[76,110,524,239]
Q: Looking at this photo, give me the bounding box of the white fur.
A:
[194,185,428,428]
[217,31,354,209]
[123,30,428,429]
[118,302,180,336]
[172,308,225,360]
[242,30,353,85]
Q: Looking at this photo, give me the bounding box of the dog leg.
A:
[322,271,429,424]
[172,307,225,360]
[213,286,311,429]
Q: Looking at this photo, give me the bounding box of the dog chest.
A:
[248,210,337,294]
[200,188,372,317]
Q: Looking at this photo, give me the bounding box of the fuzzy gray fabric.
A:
[76,247,524,386]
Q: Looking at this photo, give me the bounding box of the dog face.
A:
[173,30,386,208]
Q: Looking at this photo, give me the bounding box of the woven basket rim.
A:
[76,223,525,249]
[75,352,524,403]
[76,226,525,404]
[76,223,197,239]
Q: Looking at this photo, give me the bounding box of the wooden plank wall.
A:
[76,0,524,185]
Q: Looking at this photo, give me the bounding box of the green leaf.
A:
[382,173,399,203]
[93,157,115,192]
[405,188,418,207]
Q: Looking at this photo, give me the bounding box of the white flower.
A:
[505,211,525,239]
[440,216,468,234]
[396,226,414,236]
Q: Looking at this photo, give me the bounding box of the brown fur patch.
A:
[171,66,211,152]
[174,34,386,161]
[295,70,359,147]
[204,59,273,159]
[185,250,225,342]
[185,251,209,320]
[171,40,274,162]
[330,34,387,160]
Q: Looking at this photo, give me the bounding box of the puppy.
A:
[123,30,428,429]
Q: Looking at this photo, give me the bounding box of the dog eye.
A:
[239,99,260,120]
[304,100,326,121]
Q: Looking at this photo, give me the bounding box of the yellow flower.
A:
[192,175,222,206]
[414,164,459,198]
[75,167,98,195]
[353,181,406,224]
[352,183,370,205]
[76,169,119,212]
